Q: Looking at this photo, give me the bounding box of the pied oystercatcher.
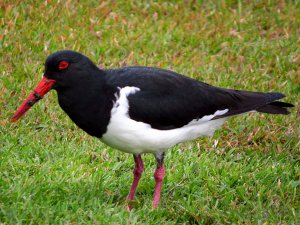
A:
[12,50,293,208]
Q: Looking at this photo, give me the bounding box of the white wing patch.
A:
[101,86,228,155]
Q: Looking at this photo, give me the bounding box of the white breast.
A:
[101,87,228,155]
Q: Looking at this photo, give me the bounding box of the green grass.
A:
[1,0,299,224]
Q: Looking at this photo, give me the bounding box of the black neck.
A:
[56,73,116,138]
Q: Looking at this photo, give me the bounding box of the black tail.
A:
[214,91,294,119]
[257,101,294,115]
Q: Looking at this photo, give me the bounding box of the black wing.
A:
[105,67,293,130]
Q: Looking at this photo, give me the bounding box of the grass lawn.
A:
[1,1,299,224]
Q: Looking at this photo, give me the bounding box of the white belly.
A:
[101,87,228,155]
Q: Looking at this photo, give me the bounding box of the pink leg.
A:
[153,152,165,208]
[127,154,144,201]
[153,164,165,208]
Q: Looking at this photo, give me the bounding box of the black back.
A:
[105,67,293,130]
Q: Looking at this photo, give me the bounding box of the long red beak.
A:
[12,76,56,122]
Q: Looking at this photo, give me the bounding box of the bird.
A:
[12,50,293,208]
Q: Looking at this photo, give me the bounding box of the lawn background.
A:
[0,1,299,224]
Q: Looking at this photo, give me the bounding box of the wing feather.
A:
[105,67,292,130]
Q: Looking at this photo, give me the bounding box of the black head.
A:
[12,50,101,122]
[44,50,100,90]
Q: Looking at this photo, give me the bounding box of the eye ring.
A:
[58,60,69,70]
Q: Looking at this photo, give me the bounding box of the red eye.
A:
[58,60,69,70]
